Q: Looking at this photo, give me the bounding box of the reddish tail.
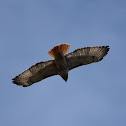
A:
[48,44,70,59]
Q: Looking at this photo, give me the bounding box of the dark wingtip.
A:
[103,46,110,57]
[12,77,21,86]
[12,78,16,84]
[106,46,110,53]
[12,77,18,85]
[12,77,31,87]
[107,45,110,49]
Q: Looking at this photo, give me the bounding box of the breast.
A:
[54,52,68,72]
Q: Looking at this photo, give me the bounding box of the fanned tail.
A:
[48,44,70,59]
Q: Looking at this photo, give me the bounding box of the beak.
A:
[61,74,68,82]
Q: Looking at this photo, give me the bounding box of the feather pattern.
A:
[12,60,58,87]
[66,46,109,70]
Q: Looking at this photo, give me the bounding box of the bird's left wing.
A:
[12,60,58,87]
[66,46,109,71]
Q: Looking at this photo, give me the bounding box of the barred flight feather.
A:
[12,60,58,87]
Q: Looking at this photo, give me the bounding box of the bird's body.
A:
[12,44,109,87]
[48,44,70,81]
[54,52,68,81]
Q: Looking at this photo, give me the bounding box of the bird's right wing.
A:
[12,60,58,87]
[66,46,109,70]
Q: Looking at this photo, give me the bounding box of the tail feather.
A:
[48,44,70,59]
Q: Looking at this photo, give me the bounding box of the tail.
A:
[48,44,70,59]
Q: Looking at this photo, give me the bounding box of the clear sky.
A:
[0,0,126,126]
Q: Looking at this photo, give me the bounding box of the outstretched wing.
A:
[12,60,58,87]
[66,46,109,70]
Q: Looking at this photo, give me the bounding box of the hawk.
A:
[12,44,109,87]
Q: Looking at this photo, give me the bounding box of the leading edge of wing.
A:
[12,60,58,87]
[66,46,109,70]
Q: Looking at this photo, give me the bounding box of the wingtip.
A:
[106,45,110,49]
[12,78,16,84]
[106,46,110,53]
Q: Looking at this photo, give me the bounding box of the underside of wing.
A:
[66,46,109,70]
[12,60,58,87]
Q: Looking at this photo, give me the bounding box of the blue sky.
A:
[0,0,126,126]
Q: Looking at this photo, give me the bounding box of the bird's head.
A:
[59,71,68,82]
[61,73,68,82]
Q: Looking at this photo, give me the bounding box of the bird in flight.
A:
[12,44,109,87]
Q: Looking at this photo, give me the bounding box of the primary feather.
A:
[12,60,58,87]
[66,46,109,70]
